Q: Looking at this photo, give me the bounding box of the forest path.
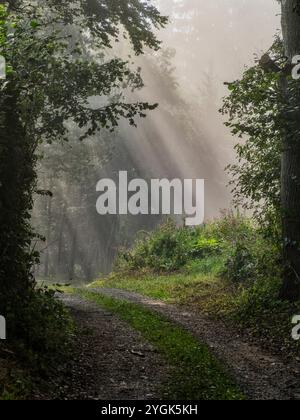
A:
[52,294,170,400]
[89,287,300,401]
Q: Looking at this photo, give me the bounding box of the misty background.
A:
[32,0,280,283]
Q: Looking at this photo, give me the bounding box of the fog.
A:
[33,0,280,282]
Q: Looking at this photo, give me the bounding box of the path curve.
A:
[91,287,300,401]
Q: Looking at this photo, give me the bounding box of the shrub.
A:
[191,237,221,258]
[208,211,256,243]
[116,219,193,273]
[230,276,300,354]
[223,241,256,283]
[6,286,74,370]
[208,211,281,284]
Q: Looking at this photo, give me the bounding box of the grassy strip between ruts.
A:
[74,288,244,400]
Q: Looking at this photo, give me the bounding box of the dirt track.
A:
[90,287,300,401]
[35,289,300,400]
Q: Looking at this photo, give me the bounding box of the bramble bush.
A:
[116,219,193,272]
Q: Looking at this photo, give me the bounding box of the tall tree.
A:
[0,1,167,335]
[222,2,300,302]
[280,0,300,301]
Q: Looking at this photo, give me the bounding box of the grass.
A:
[88,256,237,316]
[75,288,244,400]
[90,272,206,302]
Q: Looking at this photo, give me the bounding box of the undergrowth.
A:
[0,286,74,400]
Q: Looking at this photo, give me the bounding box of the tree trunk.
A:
[280,0,300,301]
[68,231,77,282]
[44,181,53,278]
[57,202,67,278]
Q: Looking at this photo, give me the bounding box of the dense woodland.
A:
[0,0,300,401]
